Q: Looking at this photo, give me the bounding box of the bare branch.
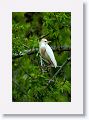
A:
[12,46,71,59]
[43,57,71,89]
[39,33,49,40]
[52,57,71,80]
[46,57,71,86]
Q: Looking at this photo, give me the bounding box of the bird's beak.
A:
[47,41,51,43]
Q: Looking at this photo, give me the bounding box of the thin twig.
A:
[39,33,49,40]
[52,57,71,80]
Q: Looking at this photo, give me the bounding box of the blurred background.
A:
[12,12,71,102]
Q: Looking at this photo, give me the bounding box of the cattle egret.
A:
[39,38,57,68]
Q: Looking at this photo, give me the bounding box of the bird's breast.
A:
[40,47,46,56]
[40,47,51,63]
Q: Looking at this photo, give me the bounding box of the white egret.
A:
[39,38,57,68]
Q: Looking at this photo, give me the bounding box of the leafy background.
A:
[12,12,71,102]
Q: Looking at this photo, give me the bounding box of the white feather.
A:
[39,38,57,68]
[45,44,57,68]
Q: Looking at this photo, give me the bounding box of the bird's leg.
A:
[40,56,43,67]
[40,56,46,73]
[40,56,46,67]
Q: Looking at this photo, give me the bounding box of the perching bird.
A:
[39,38,57,68]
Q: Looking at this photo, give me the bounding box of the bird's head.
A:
[41,38,51,45]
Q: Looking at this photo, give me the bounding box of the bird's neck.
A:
[40,42,47,47]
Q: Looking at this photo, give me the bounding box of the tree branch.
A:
[12,46,71,59]
[47,57,71,86]
[39,33,49,40]
[52,57,71,80]
[44,57,71,90]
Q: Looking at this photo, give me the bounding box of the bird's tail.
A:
[54,60,57,68]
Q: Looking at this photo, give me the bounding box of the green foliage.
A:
[12,12,71,102]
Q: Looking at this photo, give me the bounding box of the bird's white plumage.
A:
[39,38,57,68]
[45,44,57,67]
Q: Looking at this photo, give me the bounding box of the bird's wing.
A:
[45,44,57,68]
